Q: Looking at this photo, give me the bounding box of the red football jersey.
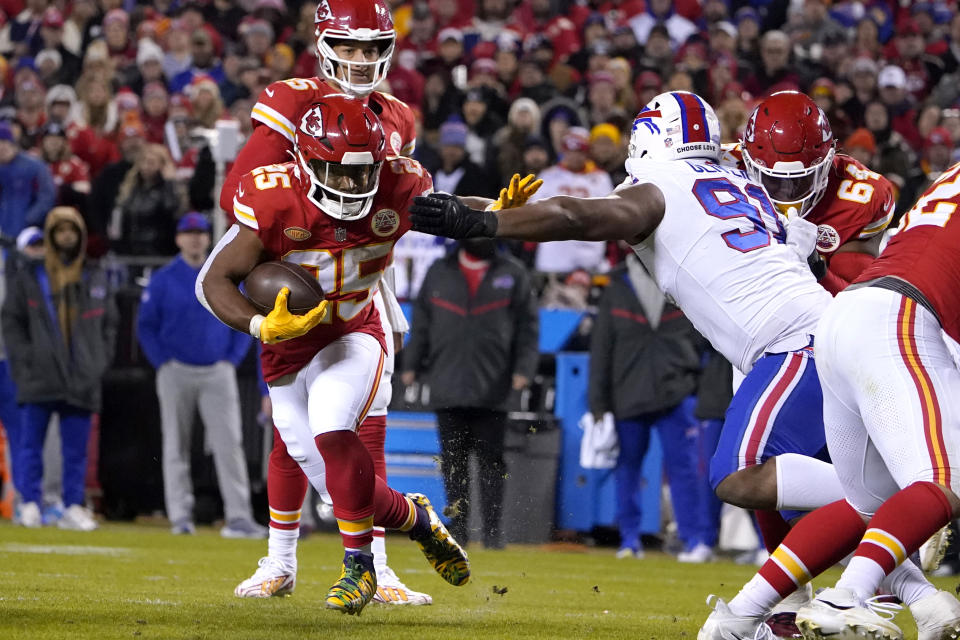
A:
[805,155,895,256]
[233,156,433,381]
[221,76,417,216]
[855,163,960,343]
[48,156,91,190]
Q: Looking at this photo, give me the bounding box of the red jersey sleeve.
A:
[382,156,433,235]
[373,91,418,157]
[219,125,292,216]
[250,80,306,144]
[231,170,280,246]
[811,156,895,254]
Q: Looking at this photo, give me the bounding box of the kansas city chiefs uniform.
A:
[221,76,417,216]
[232,156,432,381]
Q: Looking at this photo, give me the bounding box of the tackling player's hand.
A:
[257,287,329,344]
[490,173,543,211]
[807,250,827,281]
[410,192,498,239]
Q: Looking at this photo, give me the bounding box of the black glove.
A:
[807,250,827,281]
[410,192,499,239]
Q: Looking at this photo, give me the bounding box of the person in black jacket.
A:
[589,254,709,561]
[2,206,118,531]
[401,239,539,549]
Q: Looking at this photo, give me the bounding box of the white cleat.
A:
[910,590,960,640]
[920,526,952,573]
[57,505,98,531]
[698,595,776,640]
[19,502,42,528]
[772,583,813,615]
[795,587,902,640]
[373,566,433,606]
[679,543,716,564]
[234,557,296,598]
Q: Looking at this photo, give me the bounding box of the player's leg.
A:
[613,416,650,558]
[471,408,508,550]
[829,291,960,606]
[710,348,844,551]
[197,362,263,539]
[16,403,53,527]
[156,362,200,533]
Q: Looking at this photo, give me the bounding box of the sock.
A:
[880,559,937,606]
[315,431,376,551]
[775,453,845,511]
[756,510,792,553]
[357,414,387,480]
[837,482,953,600]
[371,475,424,535]
[372,529,388,572]
[729,500,866,618]
[267,427,308,568]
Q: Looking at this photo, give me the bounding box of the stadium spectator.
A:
[901,126,955,213]
[14,75,47,150]
[170,28,222,94]
[884,18,944,103]
[103,9,136,80]
[589,123,627,186]
[586,70,625,128]
[70,71,120,177]
[877,64,923,152]
[851,15,882,59]
[460,87,502,174]
[141,82,169,144]
[520,134,550,176]
[1,207,117,531]
[588,253,706,561]
[733,7,761,60]
[131,38,168,97]
[187,75,225,129]
[402,238,539,549]
[87,120,146,253]
[136,212,263,538]
[530,127,612,274]
[429,120,497,198]
[38,8,80,83]
[39,122,91,213]
[842,128,878,169]
[540,98,586,159]
[862,100,916,196]
[0,121,55,238]
[842,56,879,127]
[109,143,181,257]
[493,97,541,184]
[628,0,697,51]
[162,19,193,81]
[3,0,47,58]
[744,30,801,98]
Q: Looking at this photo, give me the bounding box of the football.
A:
[243,261,326,315]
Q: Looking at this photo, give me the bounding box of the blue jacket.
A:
[137,255,251,368]
[0,153,56,237]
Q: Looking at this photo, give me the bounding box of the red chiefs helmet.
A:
[741,91,836,217]
[314,0,395,96]
[295,95,386,221]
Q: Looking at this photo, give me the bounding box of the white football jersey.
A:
[624,158,832,373]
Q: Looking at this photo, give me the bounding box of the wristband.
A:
[249,314,265,339]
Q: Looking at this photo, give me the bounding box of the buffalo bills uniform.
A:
[231,157,431,475]
[623,155,834,495]
[816,162,960,514]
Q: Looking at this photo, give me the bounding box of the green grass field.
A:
[0,521,954,639]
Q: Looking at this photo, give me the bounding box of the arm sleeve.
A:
[588,288,615,416]
[26,163,56,227]
[820,251,877,296]
[401,265,433,374]
[135,276,168,369]
[510,266,540,380]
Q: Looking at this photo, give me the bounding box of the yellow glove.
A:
[254,287,329,345]
[490,173,543,211]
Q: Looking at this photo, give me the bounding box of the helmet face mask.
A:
[315,0,395,96]
[628,91,722,164]
[295,96,386,221]
[742,91,836,217]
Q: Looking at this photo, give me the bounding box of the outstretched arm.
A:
[411,183,665,245]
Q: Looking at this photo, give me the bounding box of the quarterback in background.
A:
[199,96,469,616]
[220,0,425,605]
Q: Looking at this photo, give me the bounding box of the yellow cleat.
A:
[407,493,471,586]
[325,552,377,616]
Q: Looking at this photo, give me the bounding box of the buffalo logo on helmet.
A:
[371,208,400,236]
[816,224,841,252]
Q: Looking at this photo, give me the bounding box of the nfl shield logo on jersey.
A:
[335,227,347,242]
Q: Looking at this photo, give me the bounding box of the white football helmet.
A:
[628,91,722,163]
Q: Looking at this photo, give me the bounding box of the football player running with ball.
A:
[219,0,425,607]
[198,95,469,616]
